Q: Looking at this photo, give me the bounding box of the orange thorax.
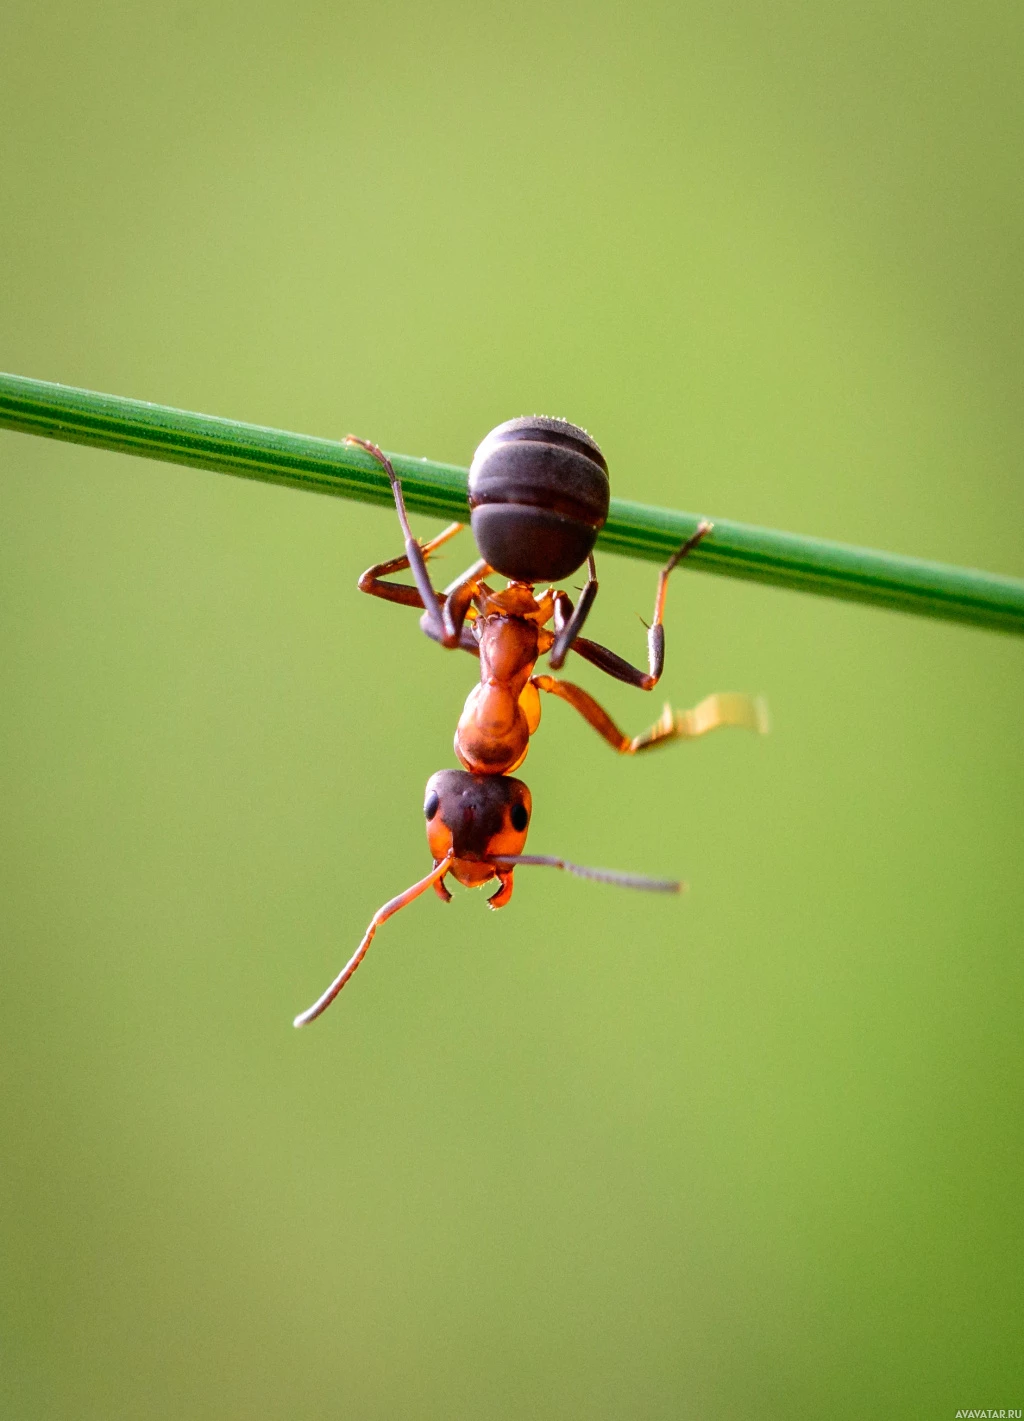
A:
[454,584,553,775]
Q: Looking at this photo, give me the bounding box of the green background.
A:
[2,2,1022,1416]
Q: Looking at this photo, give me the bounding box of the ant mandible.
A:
[293,417,767,1027]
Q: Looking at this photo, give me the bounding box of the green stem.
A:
[2,371,1022,636]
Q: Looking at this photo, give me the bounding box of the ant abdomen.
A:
[468,416,610,583]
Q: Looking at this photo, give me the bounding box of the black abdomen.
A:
[468,416,610,583]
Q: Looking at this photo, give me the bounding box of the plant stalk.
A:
[2,371,1022,636]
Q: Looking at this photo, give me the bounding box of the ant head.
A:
[424,769,532,887]
[468,416,609,584]
[294,768,681,1027]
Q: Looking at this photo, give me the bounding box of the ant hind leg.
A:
[357,521,464,609]
[347,436,454,641]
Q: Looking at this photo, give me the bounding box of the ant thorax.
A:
[476,581,556,623]
[452,584,554,776]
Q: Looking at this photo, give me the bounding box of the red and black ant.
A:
[293,417,766,1026]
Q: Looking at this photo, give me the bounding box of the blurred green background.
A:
[2,2,1022,1416]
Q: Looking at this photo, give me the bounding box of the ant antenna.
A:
[491,855,683,893]
[293,852,454,1027]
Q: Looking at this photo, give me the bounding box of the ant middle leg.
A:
[558,521,713,690]
[532,675,768,754]
[417,555,492,653]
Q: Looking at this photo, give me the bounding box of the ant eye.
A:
[424,791,440,821]
[510,802,529,832]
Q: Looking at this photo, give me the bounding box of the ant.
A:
[293,417,766,1027]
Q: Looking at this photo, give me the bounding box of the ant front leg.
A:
[568,522,713,690]
[532,675,768,754]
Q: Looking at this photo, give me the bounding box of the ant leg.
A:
[532,675,768,754]
[347,436,462,645]
[438,557,492,644]
[548,555,598,669]
[358,521,464,610]
[564,522,713,690]
[416,555,491,653]
[420,618,481,656]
